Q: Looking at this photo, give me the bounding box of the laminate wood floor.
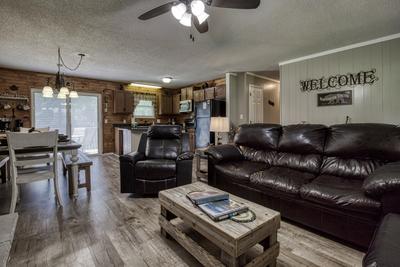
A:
[0,154,364,266]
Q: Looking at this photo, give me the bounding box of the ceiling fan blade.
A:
[138,2,177,20]
[192,16,209,34]
[209,0,260,9]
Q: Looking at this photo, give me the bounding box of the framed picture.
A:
[317,90,352,107]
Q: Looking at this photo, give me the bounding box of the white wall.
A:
[280,37,400,125]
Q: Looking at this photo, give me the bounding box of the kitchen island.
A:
[113,124,148,155]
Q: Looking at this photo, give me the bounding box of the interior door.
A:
[249,84,264,124]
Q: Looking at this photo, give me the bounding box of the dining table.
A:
[0,140,82,198]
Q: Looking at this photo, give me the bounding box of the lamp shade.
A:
[171,3,186,20]
[179,12,192,27]
[210,117,230,133]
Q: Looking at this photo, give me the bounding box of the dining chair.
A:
[7,131,62,213]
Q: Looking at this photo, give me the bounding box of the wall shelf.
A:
[0,95,29,101]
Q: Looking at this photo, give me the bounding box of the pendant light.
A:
[197,12,209,25]
[191,0,205,16]
[42,48,85,98]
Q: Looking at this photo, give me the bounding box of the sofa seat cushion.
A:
[135,159,176,180]
[215,161,268,184]
[250,167,316,197]
[300,175,381,215]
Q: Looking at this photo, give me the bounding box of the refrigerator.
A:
[195,100,226,148]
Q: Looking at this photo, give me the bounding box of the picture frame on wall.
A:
[317,90,353,107]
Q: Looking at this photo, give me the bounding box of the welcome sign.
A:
[300,69,378,92]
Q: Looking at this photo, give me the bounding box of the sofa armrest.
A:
[120,152,146,164]
[205,144,243,164]
[363,161,400,199]
[177,151,194,161]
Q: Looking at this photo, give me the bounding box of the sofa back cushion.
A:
[321,157,384,180]
[275,152,322,174]
[278,124,328,154]
[234,124,281,150]
[324,124,400,161]
[146,125,182,160]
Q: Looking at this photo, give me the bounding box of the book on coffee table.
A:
[198,199,249,221]
[186,190,229,205]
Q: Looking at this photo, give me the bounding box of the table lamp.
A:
[210,117,230,145]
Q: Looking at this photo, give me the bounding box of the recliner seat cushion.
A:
[215,161,268,184]
[250,167,316,197]
[135,159,176,180]
[278,124,327,154]
[300,175,381,215]
[321,156,383,180]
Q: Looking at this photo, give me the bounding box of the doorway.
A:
[249,84,264,124]
[31,90,102,154]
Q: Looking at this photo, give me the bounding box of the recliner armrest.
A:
[363,161,400,199]
[205,144,243,164]
[177,152,194,161]
[119,152,145,164]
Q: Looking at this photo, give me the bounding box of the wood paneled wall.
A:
[0,67,130,153]
[280,38,400,125]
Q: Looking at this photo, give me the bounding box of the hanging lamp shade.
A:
[179,12,192,27]
[69,90,79,98]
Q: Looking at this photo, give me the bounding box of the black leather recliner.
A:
[120,125,193,195]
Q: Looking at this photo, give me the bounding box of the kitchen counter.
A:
[112,123,149,132]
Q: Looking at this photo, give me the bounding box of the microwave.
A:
[179,100,193,113]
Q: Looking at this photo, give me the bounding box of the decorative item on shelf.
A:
[210,117,229,145]
[42,48,85,98]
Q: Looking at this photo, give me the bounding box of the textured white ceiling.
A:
[0,0,399,88]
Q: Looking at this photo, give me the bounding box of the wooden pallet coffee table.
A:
[159,182,280,267]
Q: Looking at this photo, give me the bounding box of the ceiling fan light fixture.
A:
[171,3,187,20]
[179,12,192,27]
[191,0,205,17]
[197,12,209,25]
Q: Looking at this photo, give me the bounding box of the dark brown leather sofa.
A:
[120,125,193,195]
[206,123,400,249]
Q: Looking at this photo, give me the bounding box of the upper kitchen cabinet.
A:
[159,94,173,115]
[193,89,205,102]
[172,94,181,114]
[214,85,226,100]
[114,90,134,114]
[181,87,193,100]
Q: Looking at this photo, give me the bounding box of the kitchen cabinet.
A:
[115,127,147,155]
[181,87,193,101]
[187,128,195,152]
[193,89,205,102]
[114,90,134,114]
[214,85,226,100]
[172,94,181,114]
[159,94,173,115]
[204,87,215,100]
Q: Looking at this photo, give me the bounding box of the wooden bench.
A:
[62,151,93,192]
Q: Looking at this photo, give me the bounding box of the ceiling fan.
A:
[138,0,260,34]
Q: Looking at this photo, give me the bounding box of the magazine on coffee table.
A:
[186,190,229,205]
[198,199,249,221]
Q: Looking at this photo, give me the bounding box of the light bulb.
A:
[69,90,79,98]
[197,12,209,25]
[42,86,53,98]
[57,92,67,99]
[191,0,205,17]
[179,12,192,27]
[162,77,173,84]
[171,3,186,20]
[59,86,69,95]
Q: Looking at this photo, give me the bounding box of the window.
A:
[134,100,155,118]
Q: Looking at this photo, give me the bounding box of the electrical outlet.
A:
[240,114,244,119]
[104,119,108,124]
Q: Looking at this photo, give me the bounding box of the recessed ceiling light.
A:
[130,83,162,89]
[162,77,173,84]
